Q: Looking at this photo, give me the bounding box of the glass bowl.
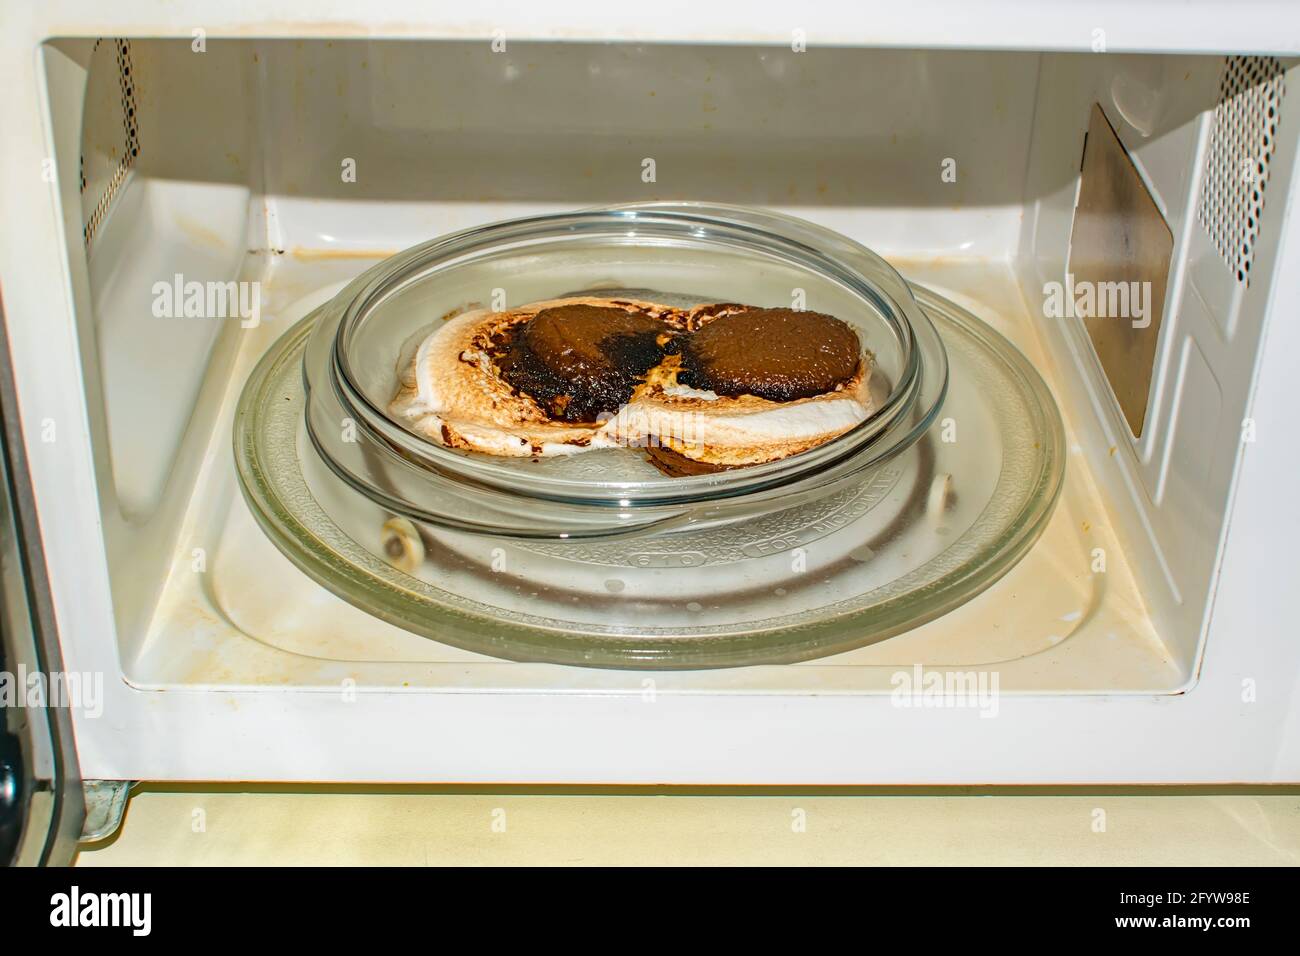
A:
[299,203,948,538]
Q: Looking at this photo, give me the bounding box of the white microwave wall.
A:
[3,9,1299,784]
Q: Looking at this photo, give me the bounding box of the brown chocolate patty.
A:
[495,304,679,423]
[643,444,738,477]
[677,307,860,401]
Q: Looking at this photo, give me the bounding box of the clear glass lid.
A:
[298,204,948,537]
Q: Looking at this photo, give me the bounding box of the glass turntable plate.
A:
[234,283,1065,669]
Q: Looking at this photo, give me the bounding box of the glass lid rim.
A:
[313,205,940,504]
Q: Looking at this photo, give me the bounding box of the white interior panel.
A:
[1019,51,1297,671]
[259,42,1038,256]
[54,40,1292,696]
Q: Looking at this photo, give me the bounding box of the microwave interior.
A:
[39,38,1292,696]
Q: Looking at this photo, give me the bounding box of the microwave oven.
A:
[3,2,1299,863]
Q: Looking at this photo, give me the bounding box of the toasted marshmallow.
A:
[612,355,873,471]
[388,296,680,457]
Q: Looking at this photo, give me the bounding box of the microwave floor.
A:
[127,252,1179,695]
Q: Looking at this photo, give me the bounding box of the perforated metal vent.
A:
[82,39,140,247]
[1196,56,1285,287]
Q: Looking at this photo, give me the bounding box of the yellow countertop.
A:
[75,787,1300,866]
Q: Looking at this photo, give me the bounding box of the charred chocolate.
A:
[494,304,680,423]
[677,307,860,402]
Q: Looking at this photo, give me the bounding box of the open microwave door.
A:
[0,294,84,866]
